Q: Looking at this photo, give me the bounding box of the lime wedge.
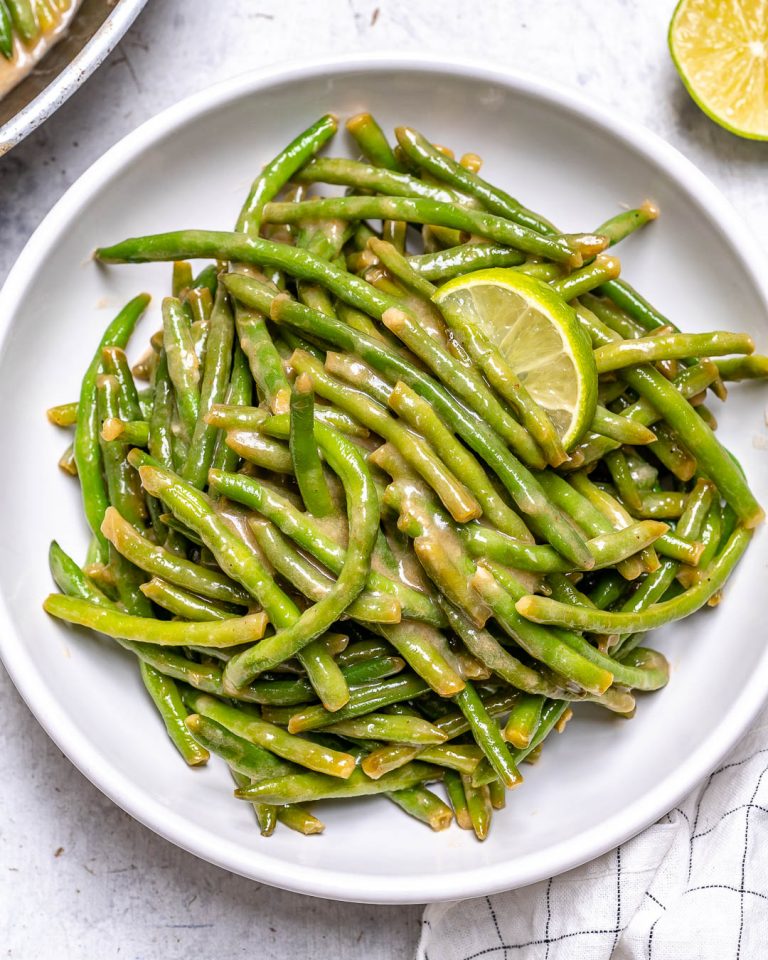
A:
[669,0,768,140]
[433,268,597,450]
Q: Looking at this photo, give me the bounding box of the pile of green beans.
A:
[44,113,765,842]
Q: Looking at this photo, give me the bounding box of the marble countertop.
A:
[1,1,765,956]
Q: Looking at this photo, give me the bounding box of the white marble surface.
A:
[1,1,766,957]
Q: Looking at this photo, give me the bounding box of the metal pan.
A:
[0,0,148,156]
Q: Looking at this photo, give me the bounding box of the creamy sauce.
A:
[0,0,82,100]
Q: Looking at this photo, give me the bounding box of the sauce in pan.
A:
[0,0,81,100]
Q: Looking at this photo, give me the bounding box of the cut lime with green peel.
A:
[669,0,768,140]
[433,268,597,450]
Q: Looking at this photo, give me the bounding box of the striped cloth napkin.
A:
[418,704,768,959]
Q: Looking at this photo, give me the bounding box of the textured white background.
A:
[1,1,766,957]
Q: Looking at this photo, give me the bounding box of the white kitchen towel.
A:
[418,705,768,960]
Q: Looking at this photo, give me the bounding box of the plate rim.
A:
[2,52,768,904]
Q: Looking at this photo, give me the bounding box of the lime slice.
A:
[669,0,768,140]
[433,268,597,450]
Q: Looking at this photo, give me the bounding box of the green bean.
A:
[628,491,688,519]
[139,577,242,621]
[605,450,642,511]
[249,518,401,624]
[296,156,456,203]
[366,238,439,302]
[221,418,379,690]
[387,786,453,830]
[225,429,293,473]
[284,675,429,733]
[229,766,276,836]
[236,114,338,236]
[461,775,493,840]
[550,254,621,301]
[504,694,544,748]
[7,0,37,42]
[335,639,390,667]
[593,331,754,373]
[591,406,656,445]
[185,714,296,782]
[57,443,77,476]
[182,284,235,488]
[148,349,175,470]
[0,1,13,58]
[288,348,482,522]
[275,805,325,835]
[715,355,768,381]
[208,401,368,438]
[580,292,645,340]
[487,777,506,810]
[454,682,521,788]
[678,501,722,588]
[516,525,751,632]
[230,658,404,708]
[363,743,482,780]
[408,243,525,280]
[387,380,530,539]
[266,298,595,567]
[47,401,79,427]
[596,202,659,245]
[439,600,567,699]
[74,295,150,562]
[96,375,148,530]
[443,770,472,829]
[101,506,250,603]
[325,351,397,406]
[171,260,193,298]
[470,566,612,694]
[43,593,268,647]
[233,299,291,414]
[345,113,402,169]
[208,470,442,625]
[375,621,465,696]
[322,712,446,744]
[234,760,440,804]
[48,540,111,604]
[289,373,334,516]
[211,343,252,473]
[162,297,200,438]
[101,346,142,420]
[100,419,149,446]
[184,692,354,778]
[394,125,556,235]
[263,197,584,266]
[597,277,684,335]
[462,519,668,573]
[139,662,209,765]
[379,479,490,628]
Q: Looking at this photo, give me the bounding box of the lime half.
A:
[670,0,768,140]
[433,268,597,450]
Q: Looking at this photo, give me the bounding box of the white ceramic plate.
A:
[2,55,768,905]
